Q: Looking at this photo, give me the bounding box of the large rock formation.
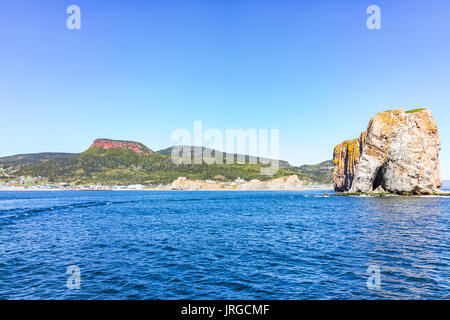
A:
[333,132,366,191]
[89,139,152,154]
[333,108,441,194]
[166,177,226,191]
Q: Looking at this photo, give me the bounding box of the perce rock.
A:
[333,108,441,194]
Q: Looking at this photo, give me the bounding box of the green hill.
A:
[0,152,77,166]
[296,160,334,184]
[156,146,292,167]
[1,140,334,185]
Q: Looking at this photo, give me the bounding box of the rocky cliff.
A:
[237,175,304,190]
[333,108,441,194]
[89,139,152,154]
[165,175,305,191]
[333,132,366,191]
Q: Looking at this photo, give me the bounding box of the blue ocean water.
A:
[0,190,449,300]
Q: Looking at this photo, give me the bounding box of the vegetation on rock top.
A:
[405,108,426,113]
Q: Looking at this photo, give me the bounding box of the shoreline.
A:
[2,187,447,195]
[0,187,334,192]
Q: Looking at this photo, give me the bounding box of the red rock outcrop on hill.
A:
[89,139,152,154]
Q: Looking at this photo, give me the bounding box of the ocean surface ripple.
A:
[0,190,449,299]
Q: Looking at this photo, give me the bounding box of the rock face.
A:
[89,139,152,154]
[165,175,304,191]
[333,132,366,191]
[167,177,226,191]
[237,175,303,190]
[333,108,441,194]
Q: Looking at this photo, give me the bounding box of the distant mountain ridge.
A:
[156,145,292,168]
[0,152,77,167]
[0,139,334,185]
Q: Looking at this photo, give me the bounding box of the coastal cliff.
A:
[333,108,441,194]
[333,132,366,191]
[164,175,308,191]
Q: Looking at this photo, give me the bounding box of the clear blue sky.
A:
[1,0,449,178]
